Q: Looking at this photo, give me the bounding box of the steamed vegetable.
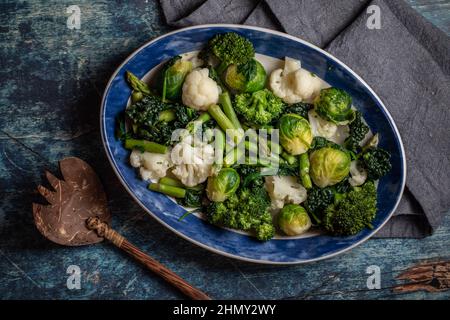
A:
[310,136,347,153]
[269,57,322,103]
[278,204,312,236]
[126,71,151,96]
[156,56,192,101]
[206,168,240,202]
[182,68,220,111]
[171,135,215,187]
[344,111,369,152]
[299,153,312,189]
[304,187,334,223]
[202,32,255,74]
[219,91,241,129]
[149,179,205,208]
[125,95,199,145]
[361,147,391,180]
[278,114,313,155]
[124,139,168,154]
[309,147,351,188]
[289,102,313,119]
[314,87,355,125]
[206,182,274,241]
[224,59,266,93]
[207,104,241,143]
[129,150,172,181]
[323,181,377,236]
[265,176,307,209]
[234,89,285,126]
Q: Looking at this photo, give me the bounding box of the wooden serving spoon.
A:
[32,157,210,300]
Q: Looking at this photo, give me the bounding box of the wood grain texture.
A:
[0,0,449,300]
[86,217,211,300]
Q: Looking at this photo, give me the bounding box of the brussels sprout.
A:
[157,56,193,101]
[314,87,355,124]
[309,147,351,188]
[224,59,266,93]
[206,168,240,202]
[278,114,313,155]
[278,204,312,236]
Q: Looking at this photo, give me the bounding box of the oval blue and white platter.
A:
[101,25,406,264]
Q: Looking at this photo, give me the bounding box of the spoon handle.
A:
[86,217,211,300]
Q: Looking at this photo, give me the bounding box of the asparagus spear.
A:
[299,153,312,189]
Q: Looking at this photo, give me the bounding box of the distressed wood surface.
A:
[0,0,449,300]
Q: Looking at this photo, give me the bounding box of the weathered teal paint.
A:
[0,0,448,299]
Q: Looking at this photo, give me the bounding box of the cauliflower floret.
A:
[270,57,322,103]
[182,68,220,111]
[130,150,172,181]
[265,176,307,209]
[171,135,215,187]
[308,110,349,144]
[349,160,368,187]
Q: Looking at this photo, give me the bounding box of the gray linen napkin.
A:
[160,0,450,238]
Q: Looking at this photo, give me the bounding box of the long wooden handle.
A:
[86,217,211,300]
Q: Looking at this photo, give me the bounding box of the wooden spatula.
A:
[33,157,210,300]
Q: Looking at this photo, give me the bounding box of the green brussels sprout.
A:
[278,204,312,236]
[206,168,240,202]
[309,147,351,188]
[278,114,313,155]
[224,59,266,93]
[314,87,355,124]
[157,56,192,101]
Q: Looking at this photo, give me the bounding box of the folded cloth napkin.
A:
[160,0,450,237]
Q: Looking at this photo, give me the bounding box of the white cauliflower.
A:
[308,109,350,144]
[269,57,323,103]
[171,135,215,187]
[130,150,172,181]
[349,160,368,187]
[182,68,220,111]
[265,176,307,209]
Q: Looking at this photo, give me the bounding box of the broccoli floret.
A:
[323,181,377,236]
[205,184,274,241]
[303,178,350,223]
[344,111,369,153]
[234,89,285,126]
[288,102,313,119]
[361,147,392,180]
[203,32,255,74]
[255,222,275,241]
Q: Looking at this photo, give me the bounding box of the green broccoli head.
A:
[205,184,274,241]
[206,32,255,73]
[361,147,392,180]
[255,223,275,241]
[323,181,377,236]
[344,111,369,153]
[234,89,285,126]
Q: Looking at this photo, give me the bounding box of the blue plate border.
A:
[100,24,406,264]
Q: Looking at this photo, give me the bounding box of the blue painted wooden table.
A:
[0,0,449,300]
